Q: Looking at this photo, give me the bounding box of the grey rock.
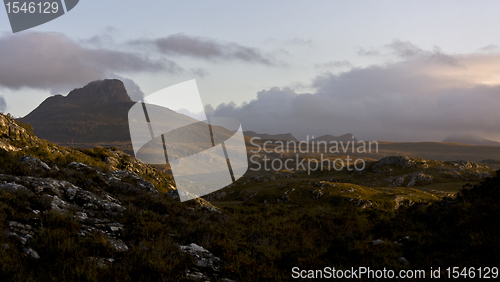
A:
[108,239,129,252]
[186,270,206,280]
[0,114,34,142]
[200,206,221,213]
[104,156,120,167]
[398,257,410,265]
[392,176,406,187]
[361,200,373,209]
[0,141,21,152]
[180,243,221,272]
[407,172,433,187]
[109,170,158,194]
[393,195,415,210]
[373,156,417,169]
[23,248,40,259]
[20,155,50,171]
[0,182,30,194]
[69,162,92,169]
[75,212,87,221]
[393,196,408,210]
[90,257,114,269]
[166,190,179,200]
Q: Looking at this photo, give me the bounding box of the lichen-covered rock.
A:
[23,247,40,259]
[20,155,50,171]
[373,156,417,169]
[393,195,414,210]
[0,140,21,152]
[0,114,34,141]
[407,172,434,187]
[180,243,232,280]
[0,182,30,194]
[386,175,406,187]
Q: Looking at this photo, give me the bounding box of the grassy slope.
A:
[0,116,499,281]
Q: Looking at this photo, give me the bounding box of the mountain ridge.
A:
[443,134,500,146]
[244,131,298,141]
[310,133,358,143]
[22,79,136,153]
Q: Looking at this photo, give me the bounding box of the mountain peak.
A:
[66,79,133,104]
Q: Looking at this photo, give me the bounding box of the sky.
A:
[1,1,500,141]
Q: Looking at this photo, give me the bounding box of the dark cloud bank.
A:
[0,32,277,103]
[0,32,181,100]
[210,41,500,142]
[0,96,7,113]
[130,33,275,65]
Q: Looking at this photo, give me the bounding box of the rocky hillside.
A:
[0,113,233,281]
[208,155,494,211]
[1,112,500,281]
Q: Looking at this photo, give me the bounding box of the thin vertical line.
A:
[60,0,68,13]
[221,142,235,182]
[161,134,169,165]
[206,117,215,147]
[207,117,235,182]
[141,100,155,140]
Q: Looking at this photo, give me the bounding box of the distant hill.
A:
[21,79,198,154]
[244,131,298,141]
[21,79,136,153]
[310,133,358,143]
[443,134,500,146]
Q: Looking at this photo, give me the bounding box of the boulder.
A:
[407,172,434,187]
[373,156,417,170]
[23,248,40,259]
[180,243,222,272]
[398,257,409,265]
[20,155,50,171]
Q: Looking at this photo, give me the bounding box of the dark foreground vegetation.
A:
[0,114,499,281]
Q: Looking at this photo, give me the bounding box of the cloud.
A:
[356,47,380,56]
[264,37,313,47]
[131,33,275,65]
[190,67,209,78]
[477,44,499,53]
[385,39,458,65]
[287,38,313,47]
[0,32,181,93]
[0,96,6,113]
[315,60,353,69]
[385,40,426,58]
[79,27,120,47]
[210,41,500,142]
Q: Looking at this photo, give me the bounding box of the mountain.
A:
[443,134,500,146]
[21,79,198,155]
[244,131,298,141]
[21,79,135,152]
[310,133,358,143]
